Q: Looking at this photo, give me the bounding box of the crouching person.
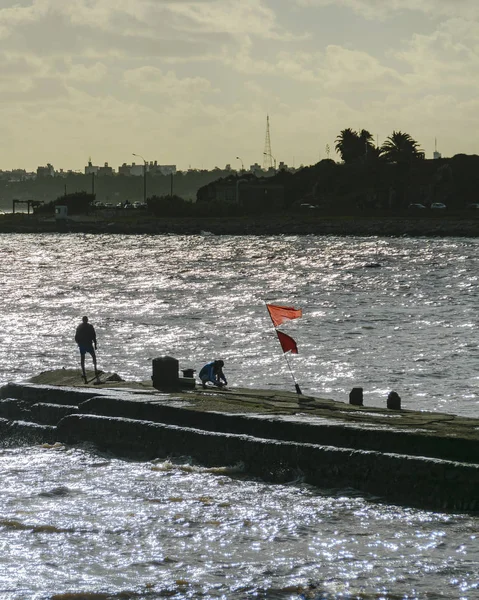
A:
[199,359,227,389]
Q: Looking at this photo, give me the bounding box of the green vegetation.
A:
[34,191,95,215]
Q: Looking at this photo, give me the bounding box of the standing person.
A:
[199,359,227,389]
[75,316,98,381]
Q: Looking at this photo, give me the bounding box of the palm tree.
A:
[380,131,424,164]
[335,128,377,163]
[359,129,376,158]
[335,128,360,164]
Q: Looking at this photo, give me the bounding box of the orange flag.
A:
[266,304,302,328]
[276,330,298,354]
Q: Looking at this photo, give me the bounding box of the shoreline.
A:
[1,213,479,236]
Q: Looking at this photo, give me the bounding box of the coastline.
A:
[1,213,479,236]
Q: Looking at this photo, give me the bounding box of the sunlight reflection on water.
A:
[1,233,479,418]
[1,232,479,597]
[0,445,476,599]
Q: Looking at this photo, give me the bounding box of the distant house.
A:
[118,163,131,176]
[6,169,34,182]
[249,163,263,176]
[84,161,113,176]
[36,164,55,178]
[97,162,114,176]
[149,162,176,176]
[117,162,177,177]
[129,163,145,177]
[85,161,100,175]
[55,205,68,220]
[197,176,284,210]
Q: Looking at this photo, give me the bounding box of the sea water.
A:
[0,233,478,599]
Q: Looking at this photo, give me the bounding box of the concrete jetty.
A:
[1,368,478,512]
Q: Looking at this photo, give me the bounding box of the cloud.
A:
[0,0,294,57]
[122,66,216,98]
[392,23,479,91]
[275,45,400,89]
[295,0,479,20]
[66,62,108,83]
[0,0,477,170]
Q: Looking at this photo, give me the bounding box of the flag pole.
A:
[266,302,302,396]
[283,351,302,395]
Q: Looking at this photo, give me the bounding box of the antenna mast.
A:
[263,115,272,170]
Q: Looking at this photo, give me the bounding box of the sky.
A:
[0,0,478,171]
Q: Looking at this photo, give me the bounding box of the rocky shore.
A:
[2,212,479,236]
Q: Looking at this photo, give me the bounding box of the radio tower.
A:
[263,115,272,170]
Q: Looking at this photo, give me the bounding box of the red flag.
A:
[266,304,302,328]
[276,330,298,354]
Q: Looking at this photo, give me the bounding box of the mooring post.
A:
[387,391,401,410]
[349,387,363,406]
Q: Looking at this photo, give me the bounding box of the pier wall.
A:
[1,381,478,512]
[78,394,479,464]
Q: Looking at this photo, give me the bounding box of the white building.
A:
[149,162,176,176]
[118,161,177,176]
[85,161,100,175]
[130,163,145,177]
[36,163,55,178]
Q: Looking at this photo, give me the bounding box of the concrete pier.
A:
[1,369,478,512]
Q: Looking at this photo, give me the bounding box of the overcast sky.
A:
[0,0,477,171]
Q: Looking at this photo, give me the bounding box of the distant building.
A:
[129,163,145,177]
[148,162,176,176]
[85,161,100,175]
[84,160,114,175]
[56,169,82,178]
[118,163,131,176]
[36,163,55,178]
[118,161,177,176]
[8,169,33,181]
[55,205,68,220]
[433,151,442,160]
[97,162,114,176]
[197,176,284,209]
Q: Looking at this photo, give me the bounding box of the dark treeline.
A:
[194,129,479,214]
[291,128,478,211]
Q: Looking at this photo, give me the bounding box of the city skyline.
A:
[0,1,477,171]
[1,157,290,176]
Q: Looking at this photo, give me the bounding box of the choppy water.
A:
[1,233,479,416]
[0,445,477,600]
[0,233,478,599]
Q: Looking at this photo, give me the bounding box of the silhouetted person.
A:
[199,359,227,389]
[75,316,98,381]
